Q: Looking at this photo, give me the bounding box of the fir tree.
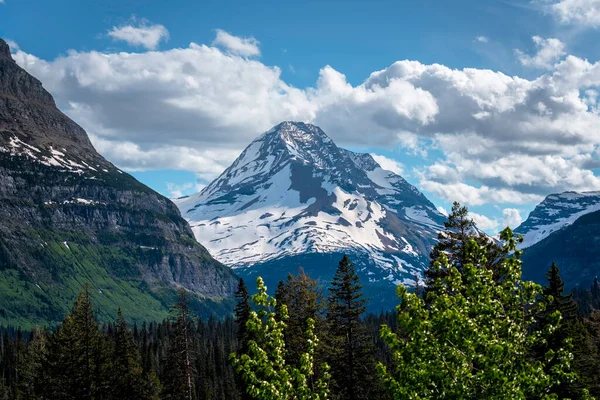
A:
[277,269,326,375]
[42,283,111,400]
[325,255,380,400]
[112,308,160,400]
[424,201,505,295]
[234,278,251,355]
[162,289,196,400]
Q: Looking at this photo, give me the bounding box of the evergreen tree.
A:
[234,278,252,355]
[277,269,325,371]
[162,289,196,400]
[533,263,581,398]
[112,308,160,400]
[424,201,504,293]
[325,255,380,400]
[543,263,579,322]
[42,283,111,400]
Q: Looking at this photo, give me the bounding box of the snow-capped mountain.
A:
[515,191,600,249]
[176,122,445,305]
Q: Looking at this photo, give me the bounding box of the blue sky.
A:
[2,0,600,232]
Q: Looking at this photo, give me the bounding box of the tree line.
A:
[1,202,600,398]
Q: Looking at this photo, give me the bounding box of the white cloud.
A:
[502,208,523,228]
[546,0,600,28]
[476,36,489,43]
[5,40,18,51]
[212,29,260,57]
[469,212,500,231]
[516,36,566,69]
[108,19,169,50]
[370,154,404,175]
[11,31,600,201]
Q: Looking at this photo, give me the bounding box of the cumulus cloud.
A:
[108,19,169,50]
[212,29,260,57]
[370,154,404,175]
[502,208,523,228]
[516,36,566,69]
[469,212,500,231]
[545,0,600,28]
[475,36,489,43]
[11,29,600,203]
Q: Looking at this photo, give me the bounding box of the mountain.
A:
[517,191,600,287]
[515,191,600,249]
[0,39,238,327]
[176,121,446,310]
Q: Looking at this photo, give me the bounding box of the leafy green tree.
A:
[42,283,111,400]
[378,228,588,400]
[162,289,196,400]
[424,201,504,292]
[325,255,380,400]
[231,277,329,400]
[112,308,161,400]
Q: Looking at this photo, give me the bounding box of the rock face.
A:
[516,191,600,287]
[0,39,238,327]
[176,121,445,310]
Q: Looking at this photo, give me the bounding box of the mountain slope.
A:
[515,191,600,249]
[176,121,445,309]
[0,39,238,327]
[521,209,600,287]
[516,191,600,287]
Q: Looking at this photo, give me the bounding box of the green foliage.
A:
[378,228,581,400]
[231,277,330,400]
[424,201,505,293]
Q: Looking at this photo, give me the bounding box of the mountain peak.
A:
[0,39,13,62]
[0,39,12,61]
[261,121,333,150]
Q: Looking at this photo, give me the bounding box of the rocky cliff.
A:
[0,39,238,327]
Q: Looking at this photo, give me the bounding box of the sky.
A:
[1,0,600,233]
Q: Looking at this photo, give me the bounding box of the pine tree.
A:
[325,255,379,400]
[162,289,196,400]
[234,278,251,355]
[112,308,160,400]
[424,201,505,295]
[42,283,111,400]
